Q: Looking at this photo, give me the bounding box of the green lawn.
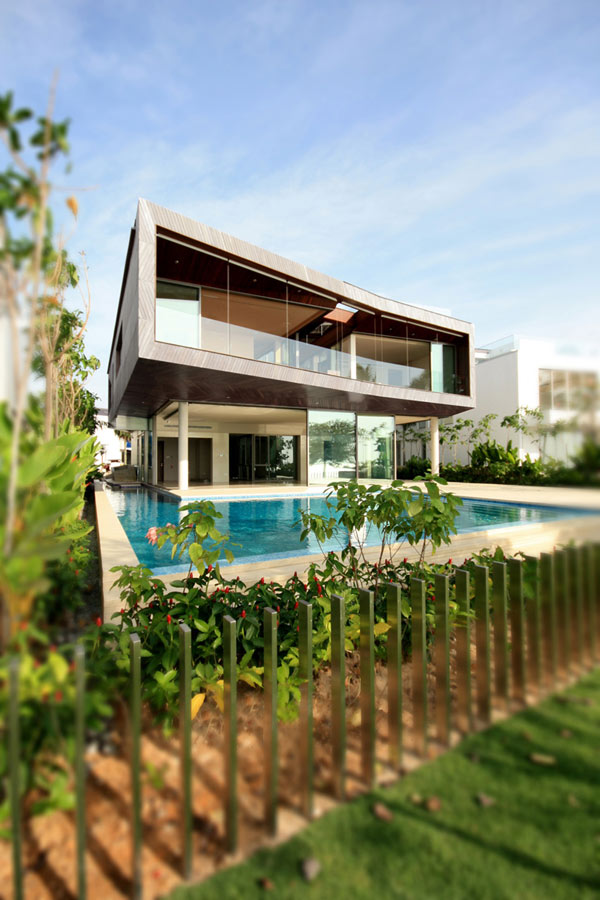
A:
[172,672,600,900]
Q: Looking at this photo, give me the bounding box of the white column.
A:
[151,415,158,485]
[430,417,440,475]
[178,401,189,491]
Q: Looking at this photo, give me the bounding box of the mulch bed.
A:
[0,638,477,899]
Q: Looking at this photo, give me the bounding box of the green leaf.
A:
[17,444,67,487]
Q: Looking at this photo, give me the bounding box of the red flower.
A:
[120,608,125,615]
[403,558,408,564]
[224,586,230,593]
[207,564,213,573]
[447,558,452,565]
[297,625,300,632]
[75,569,79,575]
[166,614,172,624]
[260,577,265,585]
[294,601,299,610]
[49,644,57,652]
[55,691,63,702]
[95,617,102,627]
[241,609,246,618]
[276,605,280,612]
[317,584,322,596]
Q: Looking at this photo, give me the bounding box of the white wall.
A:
[448,337,600,465]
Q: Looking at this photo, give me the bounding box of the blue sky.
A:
[1,0,599,405]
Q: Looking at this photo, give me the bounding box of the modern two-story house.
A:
[108,199,476,489]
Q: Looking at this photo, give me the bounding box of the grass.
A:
[171,671,600,900]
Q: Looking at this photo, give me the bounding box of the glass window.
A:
[407,339,431,390]
[552,370,567,410]
[539,369,552,409]
[156,281,199,348]
[357,415,394,479]
[201,288,229,354]
[443,345,456,393]
[308,410,356,484]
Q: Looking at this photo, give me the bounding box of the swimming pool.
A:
[105,488,596,574]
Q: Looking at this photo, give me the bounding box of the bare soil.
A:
[0,637,481,899]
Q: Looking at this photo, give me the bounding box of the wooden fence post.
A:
[566,546,584,672]
[524,556,541,696]
[298,599,314,818]
[507,558,526,705]
[223,615,238,854]
[411,578,428,757]
[8,657,23,900]
[540,553,557,689]
[129,633,142,900]
[359,589,376,789]
[434,574,451,746]
[178,623,192,878]
[455,569,472,732]
[492,561,509,710]
[474,564,491,724]
[387,583,403,770]
[263,607,278,835]
[554,549,570,680]
[74,643,87,898]
[331,594,346,800]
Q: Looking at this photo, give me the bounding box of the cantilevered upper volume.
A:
[108,199,476,487]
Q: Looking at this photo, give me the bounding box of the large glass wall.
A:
[155,237,467,395]
[357,415,394,479]
[156,281,199,348]
[308,411,356,484]
[229,434,299,483]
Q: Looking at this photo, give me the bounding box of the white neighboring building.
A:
[451,336,599,464]
[95,408,126,467]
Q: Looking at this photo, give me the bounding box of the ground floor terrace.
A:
[127,401,440,490]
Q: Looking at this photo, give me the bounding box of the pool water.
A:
[105,489,595,575]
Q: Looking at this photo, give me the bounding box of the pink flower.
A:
[146,526,159,546]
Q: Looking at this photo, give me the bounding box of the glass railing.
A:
[199,316,463,394]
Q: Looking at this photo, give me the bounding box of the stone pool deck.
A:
[96,481,600,621]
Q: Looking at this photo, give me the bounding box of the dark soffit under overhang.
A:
[116,356,475,421]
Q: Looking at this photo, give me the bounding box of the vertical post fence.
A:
[474,564,491,724]
[9,657,23,900]
[74,643,87,899]
[331,594,346,800]
[595,544,600,651]
[554,549,570,680]
[263,608,278,835]
[567,546,584,672]
[387,583,403,770]
[178,624,192,878]
[129,633,142,900]
[223,615,238,854]
[584,545,597,666]
[492,561,509,710]
[540,553,557,689]
[507,558,526,705]
[359,589,376,789]
[411,578,428,757]
[434,574,451,746]
[454,569,472,733]
[524,556,541,697]
[298,599,314,818]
